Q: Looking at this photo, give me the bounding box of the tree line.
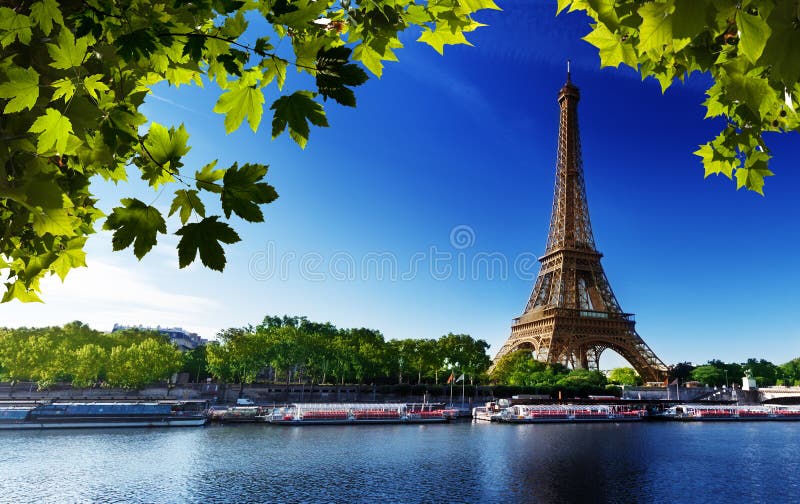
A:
[205,316,492,391]
[0,316,495,390]
[4,317,797,393]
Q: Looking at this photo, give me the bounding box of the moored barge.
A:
[0,402,207,429]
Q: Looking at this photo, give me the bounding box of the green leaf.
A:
[352,43,386,78]
[458,0,502,13]
[0,7,33,48]
[47,28,89,70]
[30,0,64,36]
[270,91,328,148]
[417,23,471,55]
[761,2,800,82]
[671,0,706,40]
[262,57,288,90]
[735,151,773,195]
[143,122,191,166]
[182,34,206,61]
[28,108,74,154]
[0,67,40,113]
[726,70,777,121]
[221,163,278,222]
[115,28,158,61]
[103,198,167,259]
[316,46,369,107]
[637,1,673,57]
[50,237,88,281]
[83,74,110,100]
[582,24,636,68]
[695,143,734,179]
[31,208,76,237]
[586,0,621,30]
[213,72,265,133]
[51,77,76,103]
[175,216,241,271]
[169,189,205,225]
[271,0,328,27]
[2,282,43,303]
[737,11,771,64]
[196,160,226,194]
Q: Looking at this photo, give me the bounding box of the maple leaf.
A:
[47,29,89,69]
[28,108,74,154]
[221,163,278,222]
[169,189,205,225]
[316,46,368,107]
[213,71,265,133]
[103,198,167,259]
[175,217,241,271]
[270,91,328,148]
[0,67,39,113]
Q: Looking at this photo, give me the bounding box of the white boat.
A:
[493,404,646,423]
[659,404,800,421]
[266,403,449,425]
[0,402,207,429]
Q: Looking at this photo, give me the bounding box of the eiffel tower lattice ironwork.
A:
[492,71,668,382]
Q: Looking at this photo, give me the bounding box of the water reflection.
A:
[3,422,800,503]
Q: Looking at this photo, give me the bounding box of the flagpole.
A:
[447,370,454,406]
[461,373,465,409]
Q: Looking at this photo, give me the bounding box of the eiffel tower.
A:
[493,69,668,382]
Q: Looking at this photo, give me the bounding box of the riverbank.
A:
[0,381,494,406]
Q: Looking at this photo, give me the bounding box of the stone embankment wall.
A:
[0,382,493,406]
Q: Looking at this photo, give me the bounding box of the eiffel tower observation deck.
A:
[493,68,669,382]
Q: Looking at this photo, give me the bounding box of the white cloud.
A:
[0,259,218,337]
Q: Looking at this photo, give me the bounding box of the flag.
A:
[456,374,465,383]
[669,378,679,386]
[447,372,454,384]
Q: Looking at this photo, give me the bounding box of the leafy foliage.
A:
[563,0,800,194]
[0,322,180,388]
[607,367,641,386]
[0,0,498,302]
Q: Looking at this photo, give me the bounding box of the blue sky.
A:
[3,1,799,368]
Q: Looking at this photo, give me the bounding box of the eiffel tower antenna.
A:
[491,77,668,382]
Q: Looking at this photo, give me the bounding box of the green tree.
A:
[563,0,800,194]
[669,361,695,381]
[607,367,641,386]
[0,0,499,303]
[780,357,800,386]
[743,357,777,386]
[106,338,181,388]
[181,345,209,383]
[437,332,491,385]
[70,343,107,388]
[691,364,726,386]
[206,327,270,392]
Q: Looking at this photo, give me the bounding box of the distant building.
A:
[111,324,207,351]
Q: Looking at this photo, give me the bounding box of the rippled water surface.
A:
[3,421,800,503]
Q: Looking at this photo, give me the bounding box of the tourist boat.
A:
[0,402,207,429]
[659,404,800,421]
[472,401,503,422]
[492,404,646,423]
[266,403,449,425]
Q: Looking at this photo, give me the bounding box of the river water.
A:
[2,421,799,503]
